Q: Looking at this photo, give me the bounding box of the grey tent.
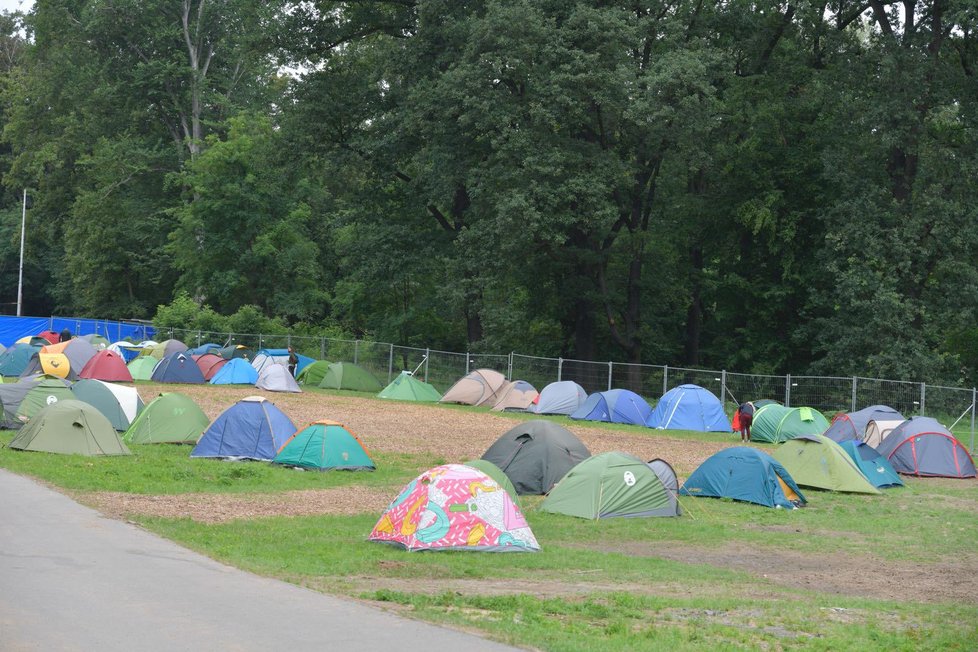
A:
[491,380,539,412]
[481,420,591,494]
[823,405,904,443]
[530,381,587,416]
[876,417,976,478]
[647,458,681,516]
[255,364,302,393]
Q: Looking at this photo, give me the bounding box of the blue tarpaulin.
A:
[0,315,153,347]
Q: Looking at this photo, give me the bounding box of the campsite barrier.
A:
[92,325,978,452]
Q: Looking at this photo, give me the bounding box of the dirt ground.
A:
[79,382,978,605]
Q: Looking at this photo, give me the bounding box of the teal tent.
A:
[273,420,375,471]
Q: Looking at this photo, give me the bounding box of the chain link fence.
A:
[145,328,977,451]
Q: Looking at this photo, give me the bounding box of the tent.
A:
[751,404,830,443]
[570,389,653,426]
[252,349,315,376]
[15,335,51,347]
[876,417,977,478]
[21,339,98,380]
[108,341,142,363]
[15,378,77,424]
[440,369,508,406]
[679,447,806,509]
[9,400,130,456]
[823,405,904,443]
[273,420,375,471]
[191,396,296,461]
[295,360,332,386]
[647,458,680,508]
[865,419,904,448]
[124,392,209,445]
[530,381,587,415]
[209,358,259,385]
[255,364,302,393]
[210,358,258,385]
[188,343,223,356]
[540,451,681,519]
[0,343,42,376]
[71,379,145,431]
[463,459,523,509]
[491,380,538,412]
[193,353,227,381]
[127,356,158,381]
[319,362,383,393]
[147,339,188,360]
[37,330,61,345]
[78,350,133,383]
[772,434,880,494]
[377,371,442,401]
[368,463,540,552]
[481,420,591,495]
[217,344,251,360]
[0,375,70,429]
[151,351,206,384]
[79,334,110,349]
[645,384,731,432]
[837,440,904,489]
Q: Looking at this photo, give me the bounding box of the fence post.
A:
[971,387,978,453]
[354,340,359,365]
[388,343,394,382]
[608,362,613,391]
[466,352,470,376]
[721,370,727,410]
[663,365,668,395]
[424,347,430,382]
[920,383,926,415]
[851,376,857,412]
[259,333,263,349]
[508,352,514,380]
[557,358,563,382]
[785,373,791,407]
[320,337,325,360]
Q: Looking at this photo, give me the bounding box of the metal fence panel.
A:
[509,354,561,393]
[664,367,724,402]
[724,373,788,409]
[786,376,852,413]
[559,358,612,394]
[610,363,666,400]
[852,377,921,416]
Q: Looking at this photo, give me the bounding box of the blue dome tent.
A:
[646,384,731,432]
[570,389,653,426]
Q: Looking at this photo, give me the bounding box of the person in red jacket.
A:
[737,401,755,442]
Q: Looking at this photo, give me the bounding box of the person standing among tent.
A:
[287,345,298,377]
[738,401,755,442]
[59,328,72,343]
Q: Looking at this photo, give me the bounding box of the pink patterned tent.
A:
[368,464,540,552]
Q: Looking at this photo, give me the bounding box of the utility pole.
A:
[17,189,26,316]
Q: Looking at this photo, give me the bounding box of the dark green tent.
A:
[9,400,131,456]
[15,378,77,425]
[481,420,590,495]
[540,451,680,519]
[319,362,383,392]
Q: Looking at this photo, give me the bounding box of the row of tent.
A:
[6,388,377,473]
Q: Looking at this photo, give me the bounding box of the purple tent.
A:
[876,417,976,478]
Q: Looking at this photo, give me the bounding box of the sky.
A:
[0,0,32,15]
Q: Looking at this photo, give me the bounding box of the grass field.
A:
[1,383,977,651]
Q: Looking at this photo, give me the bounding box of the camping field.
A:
[1,382,977,651]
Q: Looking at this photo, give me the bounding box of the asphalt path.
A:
[0,469,521,651]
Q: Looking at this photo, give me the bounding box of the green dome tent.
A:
[377,371,441,402]
[295,360,331,386]
[273,420,375,471]
[71,379,145,431]
[127,356,158,381]
[772,434,880,494]
[123,392,210,444]
[15,378,77,425]
[319,362,383,392]
[751,405,830,444]
[540,451,680,519]
[9,400,131,456]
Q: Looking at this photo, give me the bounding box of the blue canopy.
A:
[191,397,296,461]
[837,440,904,488]
[680,447,806,509]
[570,389,652,426]
[646,384,731,432]
[150,351,205,384]
[210,358,259,385]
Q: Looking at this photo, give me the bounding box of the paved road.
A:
[0,469,521,651]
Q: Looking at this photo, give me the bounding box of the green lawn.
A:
[2,427,977,651]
